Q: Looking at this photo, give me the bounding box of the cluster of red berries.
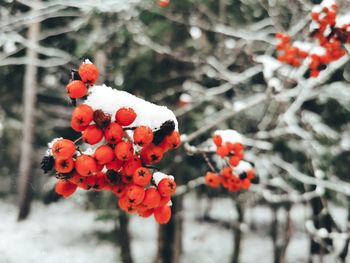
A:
[205,164,255,192]
[42,61,181,224]
[275,3,350,78]
[212,133,244,167]
[66,60,99,99]
[205,133,255,192]
[275,33,308,67]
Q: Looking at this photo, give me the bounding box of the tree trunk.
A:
[117,212,134,263]
[231,202,244,263]
[17,0,41,221]
[156,194,183,263]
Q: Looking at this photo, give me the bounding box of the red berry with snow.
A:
[115,107,137,126]
[78,61,99,85]
[157,178,176,197]
[133,126,154,146]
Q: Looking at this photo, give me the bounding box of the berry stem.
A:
[201,152,219,174]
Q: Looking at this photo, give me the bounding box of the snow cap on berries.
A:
[234,160,253,175]
[152,172,174,186]
[84,85,178,130]
[213,130,243,144]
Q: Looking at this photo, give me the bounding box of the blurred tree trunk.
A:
[17,0,41,221]
[117,212,134,263]
[231,202,244,263]
[156,163,184,263]
[156,194,183,263]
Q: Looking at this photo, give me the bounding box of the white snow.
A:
[255,55,282,79]
[336,14,350,27]
[234,160,253,175]
[84,85,178,131]
[214,129,243,144]
[152,172,174,185]
[0,195,347,263]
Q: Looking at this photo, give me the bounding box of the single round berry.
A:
[66,80,87,99]
[78,61,99,84]
[158,0,170,8]
[52,139,76,159]
[133,126,153,147]
[54,158,74,174]
[154,205,171,224]
[133,167,152,187]
[216,145,229,157]
[161,131,181,150]
[104,122,123,144]
[140,144,164,164]
[127,185,145,205]
[82,125,103,145]
[55,180,77,198]
[115,141,134,161]
[106,159,123,171]
[94,145,114,165]
[157,178,176,197]
[142,188,161,209]
[75,154,98,176]
[71,104,94,131]
[115,107,137,126]
[123,156,142,178]
[229,156,240,167]
[137,208,154,218]
[212,134,222,147]
[205,172,221,188]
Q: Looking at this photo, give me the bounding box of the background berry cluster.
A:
[276,2,350,77]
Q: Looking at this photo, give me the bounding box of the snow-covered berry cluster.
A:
[204,130,255,192]
[41,60,181,224]
[276,0,350,77]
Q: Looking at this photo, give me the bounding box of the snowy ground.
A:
[0,194,347,263]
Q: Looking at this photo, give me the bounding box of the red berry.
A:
[55,180,77,198]
[140,145,164,164]
[133,126,154,146]
[154,205,171,224]
[133,167,152,187]
[94,145,114,165]
[66,80,87,99]
[54,158,74,174]
[82,125,103,145]
[52,139,76,159]
[142,188,161,209]
[115,107,137,126]
[78,61,99,85]
[75,154,98,176]
[216,145,229,157]
[71,104,94,131]
[123,156,142,178]
[127,185,145,205]
[104,122,123,144]
[106,159,123,171]
[205,172,221,188]
[162,131,181,149]
[137,208,154,218]
[115,141,134,161]
[229,156,240,167]
[157,178,176,197]
[212,134,222,146]
[158,0,170,8]
[159,195,171,207]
